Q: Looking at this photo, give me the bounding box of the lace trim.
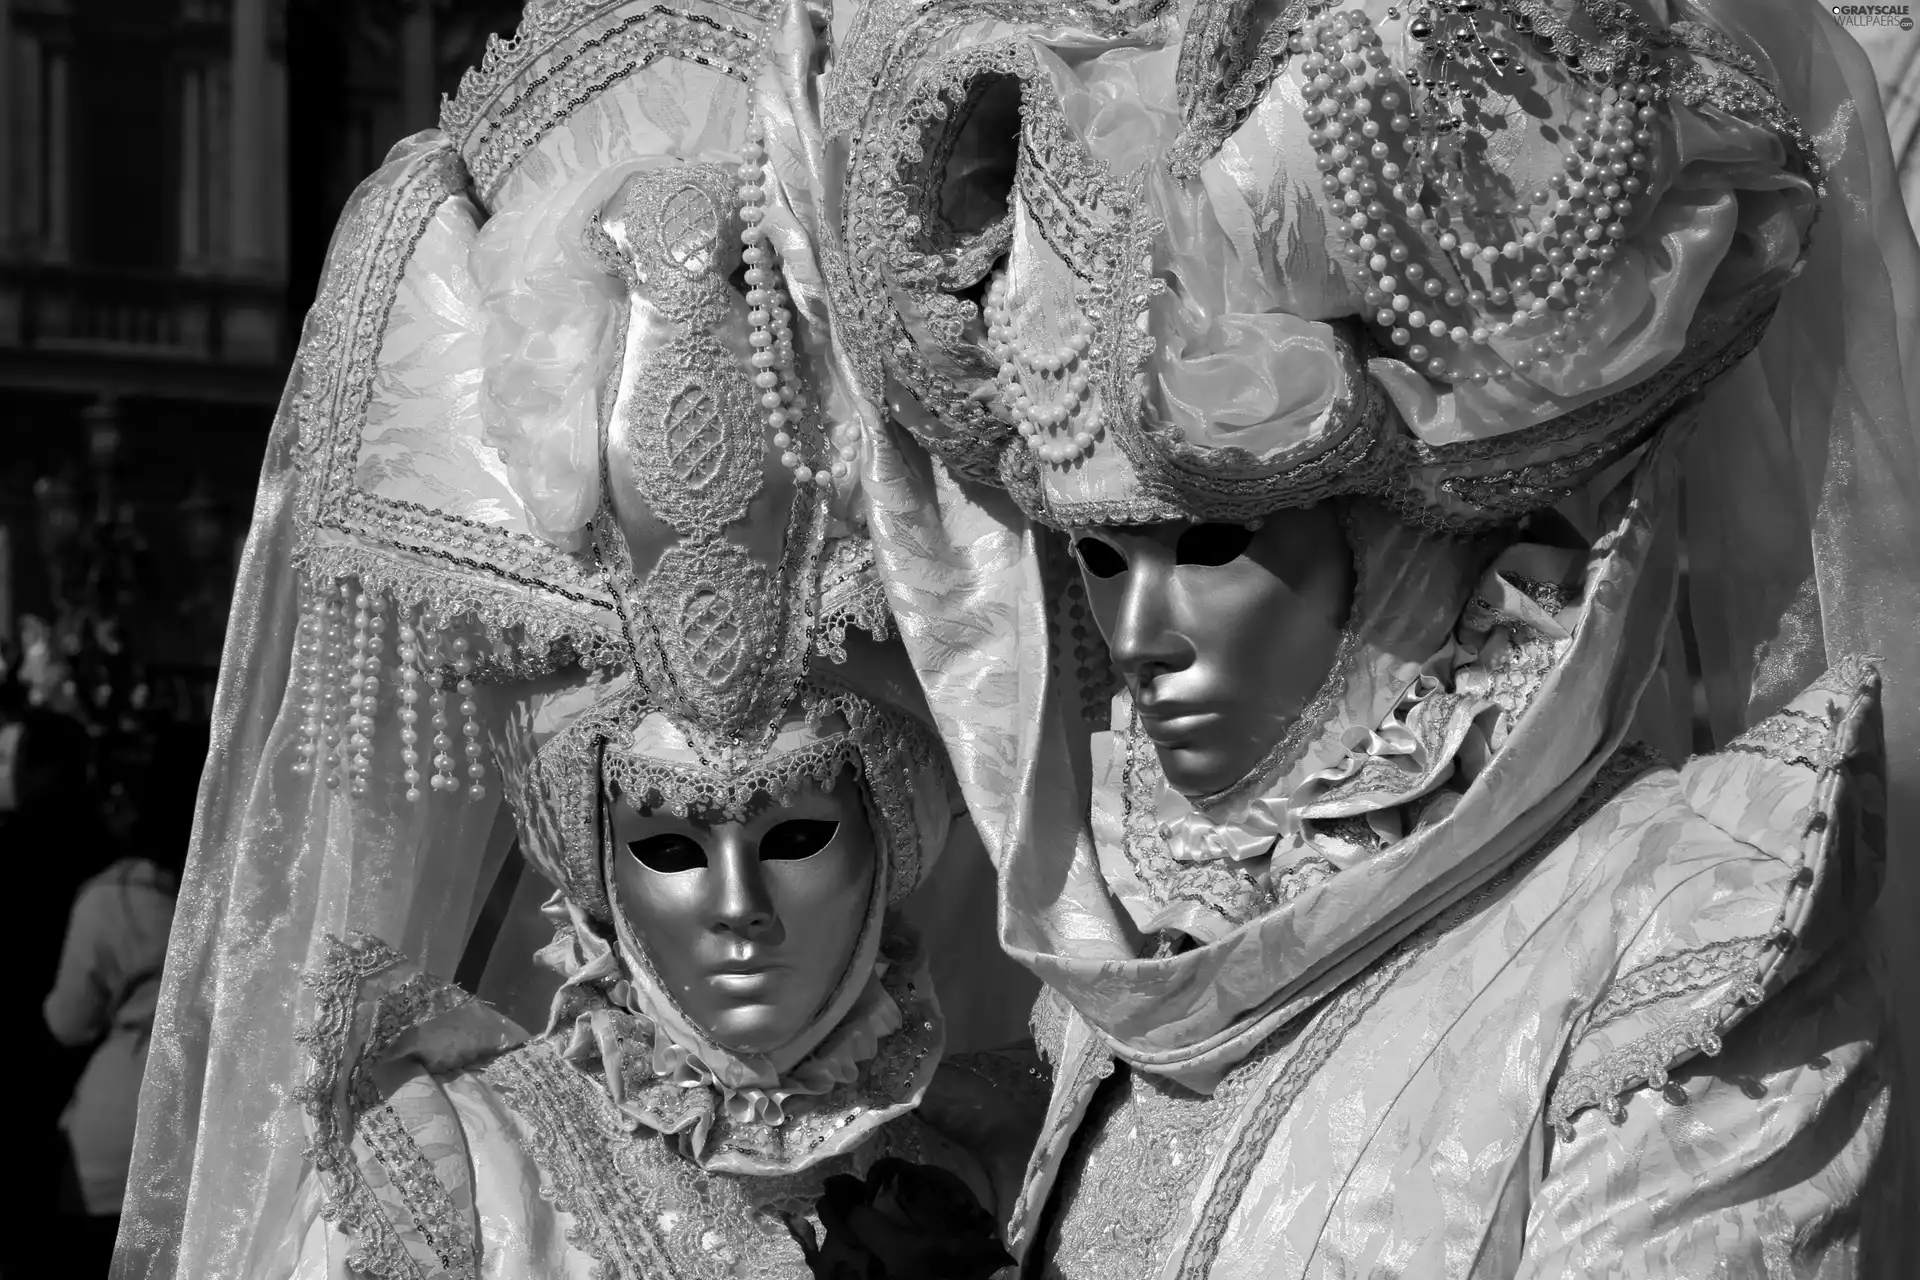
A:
[829,33,1038,487]
[1167,0,1330,179]
[443,2,774,207]
[1029,990,1071,1071]
[293,936,478,1280]
[815,538,894,664]
[1584,936,1771,1035]
[522,675,949,917]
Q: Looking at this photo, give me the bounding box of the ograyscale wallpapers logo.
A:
[1832,3,1915,29]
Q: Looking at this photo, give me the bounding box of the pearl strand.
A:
[427,625,457,795]
[737,130,850,487]
[321,582,348,790]
[1303,10,1651,384]
[454,636,486,801]
[984,273,1104,467]
[397,608,424,801]
[292,590,323,777]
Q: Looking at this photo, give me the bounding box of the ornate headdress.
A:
[828,0,1821,529]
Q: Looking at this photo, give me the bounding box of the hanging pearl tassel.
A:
[428,625,457,794]
[397,608,424,802]
[322,582,348,790]
[452,636,487,801]
[292,589,323,777]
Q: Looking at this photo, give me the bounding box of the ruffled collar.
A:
[535,894,945,1175]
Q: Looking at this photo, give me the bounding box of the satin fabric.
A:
[1031,712,1889,1276]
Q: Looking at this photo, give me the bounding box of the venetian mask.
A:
[607,769,877,1057]
[1074,503,1353,797]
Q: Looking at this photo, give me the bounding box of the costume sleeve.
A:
[1517,941,1888,1275]
[44,880,112,1046]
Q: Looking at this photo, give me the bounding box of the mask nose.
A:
[1104,553,1194,688]
[707,829,780,941]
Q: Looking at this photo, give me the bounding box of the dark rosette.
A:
[784,1157,1014,1279]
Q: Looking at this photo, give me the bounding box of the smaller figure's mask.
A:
[608,771,877,1057]
[1074,504,1353,798]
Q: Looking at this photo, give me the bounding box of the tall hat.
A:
[827,0,1821,530]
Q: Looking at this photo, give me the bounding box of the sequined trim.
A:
[357,1104,478,1280]
[1726,708,1835,771]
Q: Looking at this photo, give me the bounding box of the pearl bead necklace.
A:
[1302,9,1653,385]
[738,130,858,487]
[983,273,1105,467]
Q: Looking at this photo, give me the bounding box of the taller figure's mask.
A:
[1073,509,1354,798]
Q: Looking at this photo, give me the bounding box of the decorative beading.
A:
[291,577,493,805]
[826,0,1821,533]
[1306,7,1655,386]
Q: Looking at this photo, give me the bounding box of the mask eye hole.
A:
[759,819,839,862]
[1174,523,1255,567]
[1075,537,1129,580]
[627,834,707,874]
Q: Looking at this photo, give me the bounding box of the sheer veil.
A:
[1667,2,1920,1230]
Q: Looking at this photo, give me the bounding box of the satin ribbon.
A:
[1160,791,1300,863]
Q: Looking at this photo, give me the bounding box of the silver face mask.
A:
[1075,504,1354,798]
[607,770,877,1056]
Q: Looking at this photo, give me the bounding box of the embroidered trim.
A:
[1584,936,1771,1035]
[358,1104,479,1280]
[486,1043,689,1278]
[1168,929,1430,1279]
[1167,0,1329,178]
[442,2,775,206]
[293,936,479,1280]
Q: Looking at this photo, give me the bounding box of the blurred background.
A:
[0,2,1912,1273]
